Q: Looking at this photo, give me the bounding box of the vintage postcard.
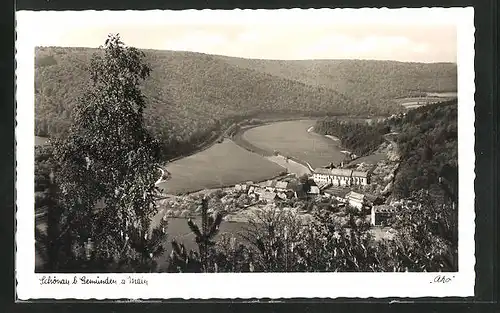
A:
[16,7,475,299]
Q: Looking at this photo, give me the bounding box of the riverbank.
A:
[306,125,354,163]
[265,155,312,176]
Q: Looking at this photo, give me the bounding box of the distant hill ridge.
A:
[34,46,457,160]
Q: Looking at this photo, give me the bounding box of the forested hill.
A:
[218,56,457,103]
[389,100,458,199]
[35,46,457,160]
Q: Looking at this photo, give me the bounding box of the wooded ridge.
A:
[35,46,457,160]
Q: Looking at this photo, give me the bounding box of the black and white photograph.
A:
[16,8,475,299]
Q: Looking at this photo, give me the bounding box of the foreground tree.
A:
[389,189,458,271]
[53,34,165,272]
[242,206,305,272]
[167,198,222,272]
[35,145,76,271]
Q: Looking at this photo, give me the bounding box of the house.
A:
[345,191,365,210]
[308,186,321,195]
[371,205,396,226]
[253,186,266,196]
[323,187,350,203]
[276,192,289,200]
[264,180,278,192]
[264,180,302,198]
[260,191,279,203]
[234,184,245,192]
[275,181,289,191]
[312,168,370,187]
[247,185,256,194]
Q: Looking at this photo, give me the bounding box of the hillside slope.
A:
[35,46,457,160]
[218,56,457,102]
[388,100,458,199]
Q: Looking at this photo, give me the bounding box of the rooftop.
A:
[308,186,320,194]
[346,191,365,201]
[261,191,278,200]
[275,181,289,189]
[323,187,350,197]
[265,180,277,188]
[352,170,369,178]
[314,168,355,177]
[314,168,332,175]
[330,168,354,176]
[373,205,396,213]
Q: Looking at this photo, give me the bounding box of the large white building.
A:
[312,168,370,187]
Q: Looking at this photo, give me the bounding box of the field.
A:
[157,139,284,195]
[242,120,350,169]
[348,153,388,166]
[394,95,456,109]
[265,155,311,176]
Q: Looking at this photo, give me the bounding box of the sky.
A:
[19,9,459,63]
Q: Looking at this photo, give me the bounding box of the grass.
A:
[157,139,284,195]
[242,119,350,169]
[393,96,456,108]
[348,153,388,166]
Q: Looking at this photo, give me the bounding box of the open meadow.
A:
[157,139,284,195]
[395,93,457,109]
[242,120,350,169]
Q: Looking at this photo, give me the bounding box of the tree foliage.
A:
[314,118,390,156]
[388,190,458,271]
[168,190,457,273]
[48,34,166,272]
[389,101,458,199]
[35,146,74,272]
[167,198,223,272]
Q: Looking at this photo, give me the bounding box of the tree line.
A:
[314,118,390,156]
[388,101,458,199]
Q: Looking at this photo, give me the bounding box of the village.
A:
[157,150,404,231]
